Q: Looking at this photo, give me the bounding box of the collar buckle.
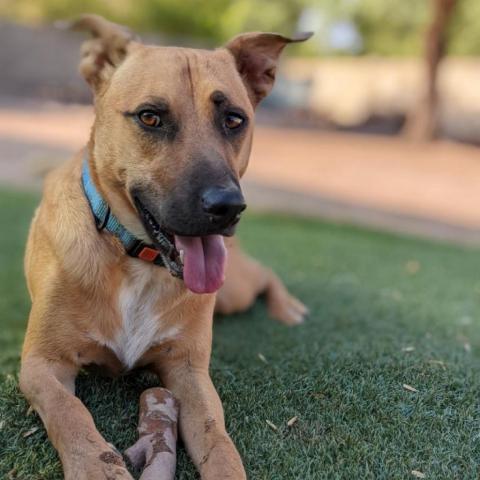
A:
[127,240,162,264]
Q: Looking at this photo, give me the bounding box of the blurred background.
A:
[1,0,480,244]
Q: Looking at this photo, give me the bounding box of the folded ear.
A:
[62,14,136,92]
[226,31,313,106]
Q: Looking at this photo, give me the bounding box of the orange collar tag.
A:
[137,246,160,262]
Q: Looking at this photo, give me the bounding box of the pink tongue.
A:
[174,235,227,294]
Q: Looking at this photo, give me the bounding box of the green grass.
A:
[0,187,479,479]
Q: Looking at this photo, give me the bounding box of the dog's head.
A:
[73,14,311,293]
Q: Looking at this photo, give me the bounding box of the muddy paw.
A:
[65,449,133,480]
[98,450,133,479]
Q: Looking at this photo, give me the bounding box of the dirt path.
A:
[1,99,480,244]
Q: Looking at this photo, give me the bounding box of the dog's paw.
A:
[65,449,134,480]
[268,292,309,326]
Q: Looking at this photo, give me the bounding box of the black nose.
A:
[201,186,246,223]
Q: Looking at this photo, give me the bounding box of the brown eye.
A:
[224,113,244,130]
[138,110,162,128]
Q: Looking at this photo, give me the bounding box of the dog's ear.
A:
[63,14,136,91]
[226,31,313,106]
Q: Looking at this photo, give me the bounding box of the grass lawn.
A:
[0,187,479,479]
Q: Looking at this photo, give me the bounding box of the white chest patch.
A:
[109,263,180,369]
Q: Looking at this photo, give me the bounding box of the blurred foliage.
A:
[347,0,430,56]
[344,0,480,56]
[0,0,307,45]
[1,0,480,55]
[449,0,480,55]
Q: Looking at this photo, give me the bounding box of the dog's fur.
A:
[20,15,309,479]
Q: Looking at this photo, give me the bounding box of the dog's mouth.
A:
[134,197,227,294]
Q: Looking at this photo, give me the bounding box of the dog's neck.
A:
[82,150,183,278]
[86,139,145,240]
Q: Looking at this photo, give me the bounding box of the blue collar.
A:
[81,157,168,267]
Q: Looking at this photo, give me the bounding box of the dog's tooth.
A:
[179,249,184,264]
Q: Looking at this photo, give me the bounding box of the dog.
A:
[19,15,311,479]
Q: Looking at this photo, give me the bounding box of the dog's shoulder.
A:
[26,151,121,291]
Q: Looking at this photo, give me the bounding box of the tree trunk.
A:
[403,0,457,140]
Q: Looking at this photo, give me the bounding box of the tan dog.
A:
[20,15,310,479]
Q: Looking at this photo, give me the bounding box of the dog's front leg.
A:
[154,349,246,479]
[20,354,133,480]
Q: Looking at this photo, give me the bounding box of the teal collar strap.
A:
[81,157,167,267]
